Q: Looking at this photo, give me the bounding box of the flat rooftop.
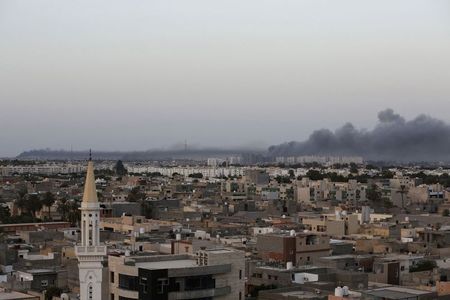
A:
[136,259,196,270]
[201,249,234,254]
[0,291,37,300]
[364,286,432,299]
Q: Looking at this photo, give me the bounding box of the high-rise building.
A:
[75,158,107,300]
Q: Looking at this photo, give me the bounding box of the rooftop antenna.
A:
[89,149,92,161]
[184,139,188,152]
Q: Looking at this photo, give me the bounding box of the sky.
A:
[1,0,450,157]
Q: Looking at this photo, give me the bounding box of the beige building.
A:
[100,215,181,234]
[109,248,245,300]
[301,213,359,237]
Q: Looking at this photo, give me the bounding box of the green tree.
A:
[443,209,450,217]
[25,194,43,220]
[41,192,56,220]
[188,173,203,179]
[288,169,295,178]
[349,163,358,174]
[367,184,382,203]
[0,205,11,224]
[128,187,144,202]
[306,170,324,181]
[44,287,63,300]
[141,200,153,219]
[410,260,437,272]
[67,201,81,225]
[57,198,69,221]
[114,160,127,176]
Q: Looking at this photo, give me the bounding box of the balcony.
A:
[168,286,231,300]
[75,245,107,256]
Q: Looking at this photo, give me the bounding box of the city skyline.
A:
[1,0,450,157]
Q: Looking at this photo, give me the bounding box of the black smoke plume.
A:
[268,109,450,162]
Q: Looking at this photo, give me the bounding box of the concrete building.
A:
[257,232,331,266]
[108,248,245,300]
[300,213,360,237]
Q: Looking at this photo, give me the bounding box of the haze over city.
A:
[1,0,450,158]
[5,2,450,300]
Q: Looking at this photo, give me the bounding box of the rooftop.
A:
[0,291,37,300]
[136,259,196,270]
[364,286,432,299]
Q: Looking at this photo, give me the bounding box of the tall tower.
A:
[75,154,106,300]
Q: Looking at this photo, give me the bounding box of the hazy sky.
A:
[1,0,450,157]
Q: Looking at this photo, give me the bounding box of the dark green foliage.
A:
[57,199,80,225]
[306,169,324,180]
[275,176,291,184]
[141,200,153,219]
[0,205,11,223]
[128,187,145,202]
[367,184,382,203]
[410,260,437,273]
[45,287,63,300]
[188,173,203,179]
[114,160,128,176]
[41,192,55,220]
[411,172,450,187]
[443,209,450,217]
[25,194,43,220]
[288,169,295,178]
[381,169,394,179]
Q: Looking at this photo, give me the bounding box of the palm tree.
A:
[41,192,56,220]
[15,187,28,215]
[25,194,43,221]
[57,198,70,221]
[66,200,81,226]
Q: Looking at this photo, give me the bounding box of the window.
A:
[110,271,114,283]
[157,278,169,294]
[110,294,114,300]
[239,292,242,300]
[88,284,93,300]
[41,280,48,287]
[119,274,138,291]
[140,277,148,294]
[239,270,242,280]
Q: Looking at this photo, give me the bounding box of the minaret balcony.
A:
[75,245,107,256]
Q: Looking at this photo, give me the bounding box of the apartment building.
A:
[256,232,331,266]
[109,248,245,300]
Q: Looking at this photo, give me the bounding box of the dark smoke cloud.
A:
[268,109,450,162]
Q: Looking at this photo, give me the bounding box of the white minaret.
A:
[75,153,106,300]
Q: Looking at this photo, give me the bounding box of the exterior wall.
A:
[325,220,345,236]
[297,187,312,204]
[203,249,245,300]
[108,256,139,300]
[295,234,331,266]
[257,235,296,263]
[436,281,450,296]
[108,250,244,300]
